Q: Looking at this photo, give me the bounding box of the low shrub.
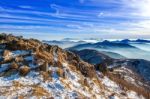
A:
[56,68,65,78]
[39,62,49,72]
[107,73,150,99]
[95,63,108,74]
[15,56,24,62]
[10,61,19,70]
[19,66,30,76]
[41,71,49,81]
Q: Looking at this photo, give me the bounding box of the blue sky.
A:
[0,0,150,40]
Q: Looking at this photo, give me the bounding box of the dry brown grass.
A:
[10,61,19,70]
[56,68,65,78]
[69,64,77,72]
[59,78,71,90]
[76,61,97,78]
[2,50,12,61]
[19,66,30,76]
[18,95,24,99]
[57,51,67,63]
[78,79,84,86]
[106,72,150,99]
[13,81,23,87]
[78,77,90,88]
[70,60,78,67]
[3,50,11,57]
[39,62,49,72]
[48,70,53,76]
[40,71,52,81]
[35,51,54,65]
[55,60,62,67]
[15,56,24,62]
[32,85,50,97]
[12,81,51,98]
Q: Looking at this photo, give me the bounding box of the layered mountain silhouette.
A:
[68,40,150,61]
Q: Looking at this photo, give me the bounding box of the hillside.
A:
[0,34,146,99]
[71,49,150,99]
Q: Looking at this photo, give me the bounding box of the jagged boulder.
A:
[19,66,30,76]
[3,50,12,61]
[41,71,50,80]
[39,62,49,72]
[10,62,19,70]
[95,63,108,73]
[77,61,96,78]
[15,56,24,63]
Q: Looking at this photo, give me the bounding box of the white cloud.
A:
[66,24,82,29]
[19,6,33,9]
[123,0,150,17]
[98,12,104,17]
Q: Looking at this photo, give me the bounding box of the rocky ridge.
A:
[0,34,145,99]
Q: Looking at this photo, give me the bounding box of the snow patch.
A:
[0,63,10,73]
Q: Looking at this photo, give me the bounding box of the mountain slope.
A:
[0,34,145,99]
[71,49,150,98]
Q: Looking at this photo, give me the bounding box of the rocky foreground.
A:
[0,34,146,99]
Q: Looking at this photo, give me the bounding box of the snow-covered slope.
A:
[71,48,150,99]
[0,34,145,99]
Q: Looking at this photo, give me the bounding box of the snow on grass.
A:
[0,73,19,86]
[24,56,33,61]
[0,96,7,99]
[109,95,120,99]
[16,72,42,86]
[3,51,12,59]
[102,76,119,88]
[29,63,39,69]
[11,50,29,57]
[52,71,59,80]
[62,63,68,68]
[0,61,145,99]
[10,87,32,97]
[67,70,81,88]
[2,50,30,60]
[0,63,10,73]
[127,91,144,99]
[101,76,126,97]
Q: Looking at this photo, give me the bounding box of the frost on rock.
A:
[11,50,29,57]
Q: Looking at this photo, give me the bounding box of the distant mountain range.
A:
[43,39,150,61]
[113,39,150,43]
[43,40,86,49]
[69,40,136,50]
[68,40,150,61]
